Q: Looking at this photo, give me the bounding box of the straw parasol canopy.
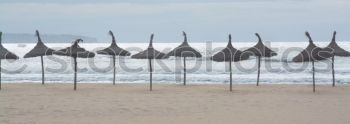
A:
[292,32,330,62]
[167,31,202,57]
[324,31,350,56]
[211,34,250,62]
[97,30,130,85]
[53,39,95,90]
[211,34,250,91]
[24,30,55,85]
[167,31,202,85]
[131,34,168,59]
[292,32,332,92]
[0,32,19,90]
[322,31,350,87]
[243,33,277,86]
[0,32,18,60]
[54,39,95,58]
[244,33,277,57]
[131,33,168,91]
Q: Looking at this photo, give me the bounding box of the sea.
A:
[1,41,350,84]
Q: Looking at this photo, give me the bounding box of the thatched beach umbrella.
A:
[211,34,250,91]
[97,31,130,85]
[131,34,168,91]
[243,33,277,86]
[167,31,202,85]
[0,32,19,90]
[53,39,95,90]
[24,30,55,85]
[292,32,332,92]
[323,31,350,87]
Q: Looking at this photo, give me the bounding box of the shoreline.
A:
[1,82,345,85]
[1,83,350,124]
[0,83,347,90]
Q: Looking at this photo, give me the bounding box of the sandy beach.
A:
[0,83,350,124]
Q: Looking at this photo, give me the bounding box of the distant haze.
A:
[2,33,97,43]
[0,0,349,43]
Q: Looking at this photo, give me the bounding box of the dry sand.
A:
[0,83,350,124]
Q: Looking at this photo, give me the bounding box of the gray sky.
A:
[0,0,349,42]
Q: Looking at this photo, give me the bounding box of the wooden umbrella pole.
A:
[0,59,1,90]
[257,56,261,86]
[149,59,153,91]
[74,57,77,91]
[312,61,315,93]
[113,56,116,85]
[229,58,232,92]
[41,56,45,85]
[183,57,186,86]
[332,56,335,87]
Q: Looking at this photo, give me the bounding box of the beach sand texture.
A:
[1,83,350,124]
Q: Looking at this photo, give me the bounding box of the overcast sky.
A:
[0,0,349,42]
